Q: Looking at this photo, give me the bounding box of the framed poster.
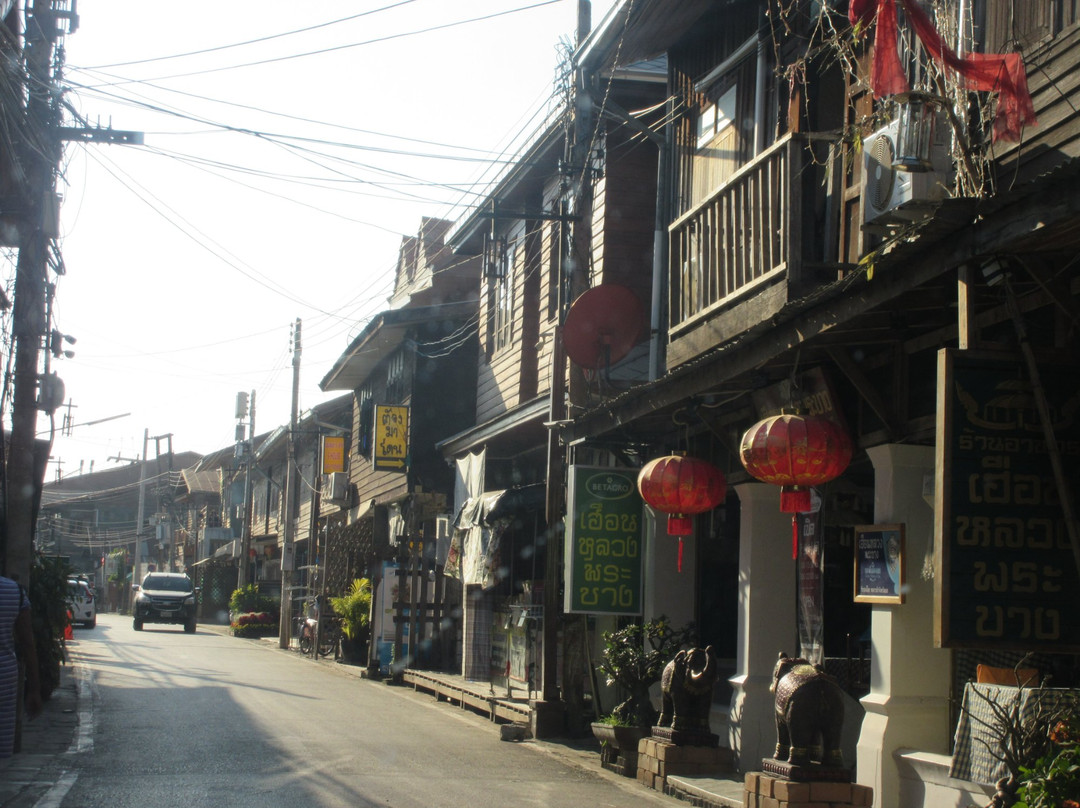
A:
[854,524,905,604]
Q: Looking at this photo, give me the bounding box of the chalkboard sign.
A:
[935,349,1080,652]
[564,466,643,615]
[854,524,905,604]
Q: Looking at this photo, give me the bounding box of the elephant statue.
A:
[657,645,718,734]
[771,652,845,767]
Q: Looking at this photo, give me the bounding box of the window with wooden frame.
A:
[691,38,757,207]
[356,387,373,459]
[385,350,406,404]
[493,238,515,352]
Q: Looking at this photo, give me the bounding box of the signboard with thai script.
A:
[935,349,1080,651]
[373,405,408,472]
[564,465,643,615]
[321,435,346,474]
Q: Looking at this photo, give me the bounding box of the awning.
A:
[447,484,546,589]
[454,483,546,530]
[213,539,238,558]
[191,539,239,566]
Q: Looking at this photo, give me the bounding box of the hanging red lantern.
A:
[637,454,727,571]
[739,412,853,556]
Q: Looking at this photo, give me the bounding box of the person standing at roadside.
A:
[1,575,42,758]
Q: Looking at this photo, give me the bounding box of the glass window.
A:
[697,85,737,148]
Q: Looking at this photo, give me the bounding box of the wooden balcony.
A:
[667,133,840,368]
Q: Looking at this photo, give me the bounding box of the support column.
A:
[857,444,949,808]
[642,511,695,629]
[729,482,797,772]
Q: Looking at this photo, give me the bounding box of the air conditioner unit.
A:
[324,472,348,505]
[862,117,952,227]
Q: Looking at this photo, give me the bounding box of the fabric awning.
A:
[446,484,546,588]
[213,539,238,558]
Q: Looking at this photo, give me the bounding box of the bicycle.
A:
[298,613,340,658]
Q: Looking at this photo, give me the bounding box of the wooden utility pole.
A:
[280,319,301,649]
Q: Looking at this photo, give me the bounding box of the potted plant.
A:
[330,578,371,665]
[591,616,696,774]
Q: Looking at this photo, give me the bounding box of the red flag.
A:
[855,0,1036,142]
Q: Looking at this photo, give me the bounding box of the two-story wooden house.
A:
[435,6,677,728]
[553,1,1080,805]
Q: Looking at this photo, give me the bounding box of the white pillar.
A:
[642,508,696,629]
[729,482,797,772]
[857,444,950,808]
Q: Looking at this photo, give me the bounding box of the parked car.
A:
[132,572,198,633]
[66,577,97,628]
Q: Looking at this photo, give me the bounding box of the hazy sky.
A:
[35,0,614,480]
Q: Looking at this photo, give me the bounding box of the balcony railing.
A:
[669,133,834,333]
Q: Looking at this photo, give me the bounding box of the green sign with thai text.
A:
[564,465,643,615]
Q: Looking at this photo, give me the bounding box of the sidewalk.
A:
[0,659,82,807]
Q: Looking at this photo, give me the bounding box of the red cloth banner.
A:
[850,0,1037,142]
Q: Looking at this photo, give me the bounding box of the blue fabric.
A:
[0,576,31,758]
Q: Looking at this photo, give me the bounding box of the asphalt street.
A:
[1,613,685,808]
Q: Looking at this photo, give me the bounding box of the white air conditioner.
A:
[324,472,348,505]
[862,118,952,226]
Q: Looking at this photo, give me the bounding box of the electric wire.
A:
[86,1,421,70]
[83,1,564,86]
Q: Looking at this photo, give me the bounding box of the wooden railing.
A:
[669,133,826,332]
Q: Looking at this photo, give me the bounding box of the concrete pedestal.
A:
[637,736,735,792]
[744,772,873,808]
[529,698,565,739]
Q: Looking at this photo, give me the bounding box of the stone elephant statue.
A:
[771,652,845,767]
[657,645,718,733]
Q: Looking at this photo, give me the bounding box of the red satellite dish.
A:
[563,284,644,369]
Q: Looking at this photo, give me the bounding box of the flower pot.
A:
[590,722,647,777]
[340,635,368,665]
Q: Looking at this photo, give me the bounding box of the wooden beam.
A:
[825,346,901,440]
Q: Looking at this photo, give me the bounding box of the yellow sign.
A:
[321,435,346,474]
[374,405,408,472]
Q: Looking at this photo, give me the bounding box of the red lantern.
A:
[637,454,727,571]
[739,412,853,556]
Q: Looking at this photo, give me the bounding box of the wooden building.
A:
[319,217,481,674]
[544,1,1080,806]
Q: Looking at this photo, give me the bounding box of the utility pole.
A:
[3,1,139,582]
[133,429,148,586]
[4,0,66,583]
[236,391,255,589]
[280,319,301,649]
[538,0,592,737]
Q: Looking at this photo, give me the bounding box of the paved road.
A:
[9,613,675,808]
